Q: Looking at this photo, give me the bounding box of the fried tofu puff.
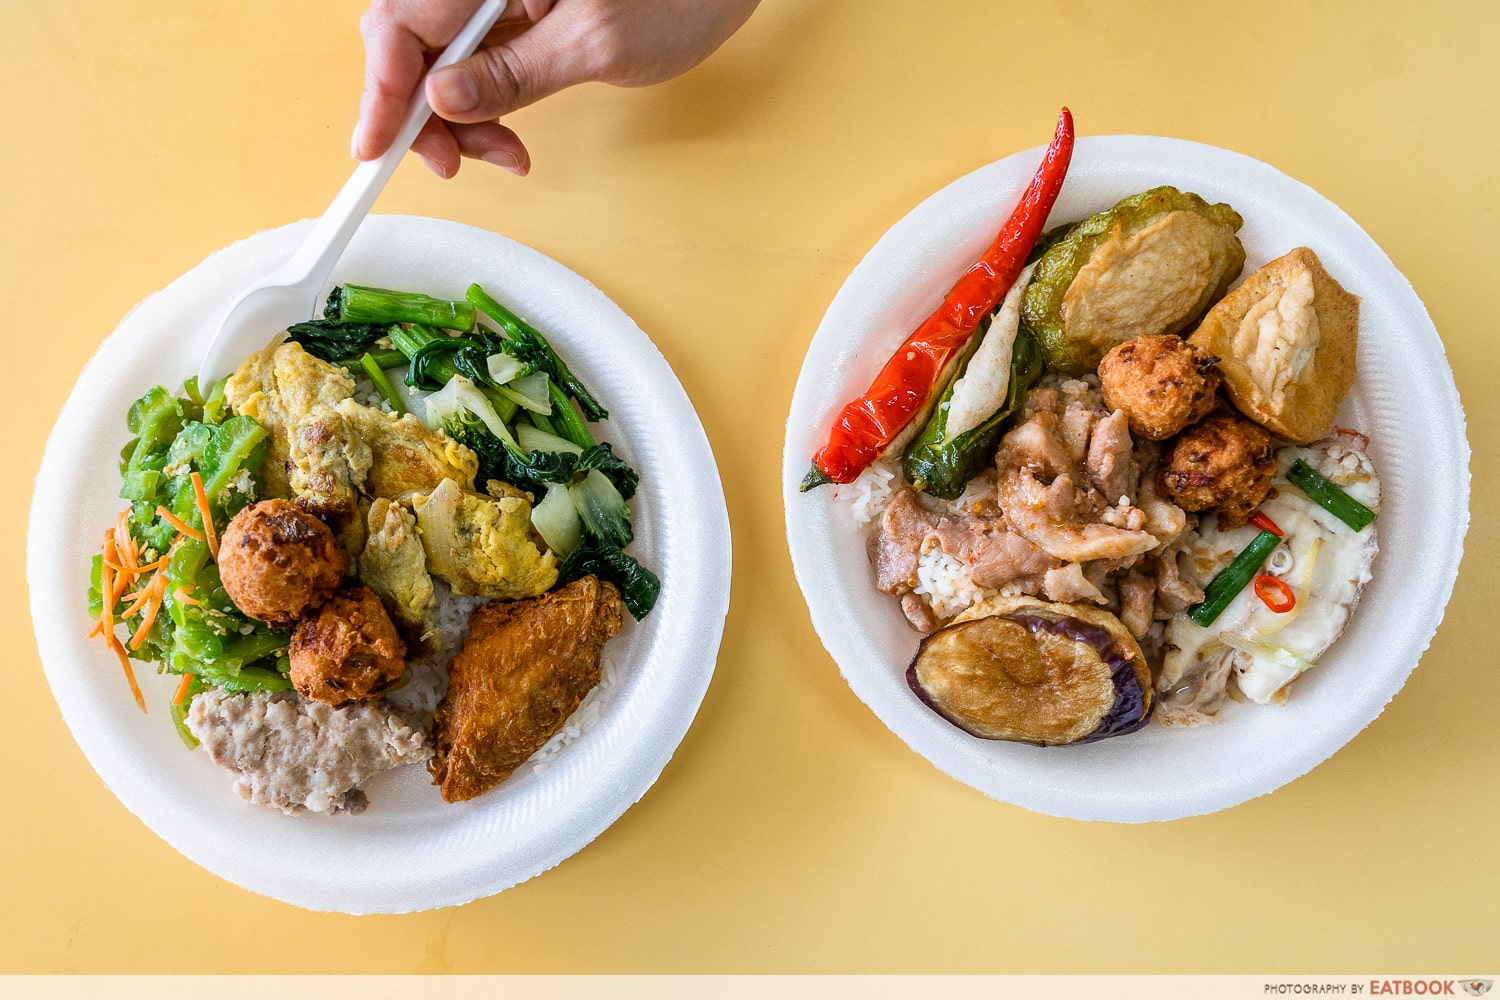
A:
[1097,334,1222,441]
[289,586,406,706]
[219,499,348,627]
[1156,412,1275,530]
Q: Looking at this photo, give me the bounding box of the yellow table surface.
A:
[3,0,1495,975]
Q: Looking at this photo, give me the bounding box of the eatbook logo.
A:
[1461,983,1494,997]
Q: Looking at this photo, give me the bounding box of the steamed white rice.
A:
[840,458,899,524]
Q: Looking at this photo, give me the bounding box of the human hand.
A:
[353,0,760,178]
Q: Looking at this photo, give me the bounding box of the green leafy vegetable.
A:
[467,283,608,421]
[558,534,661,621]
[325,284,475,330]
[285,320,394,363]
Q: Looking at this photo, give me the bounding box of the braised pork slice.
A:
[869,487,1057,598]
[995,386,1158,564]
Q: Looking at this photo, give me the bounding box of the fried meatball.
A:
[289,586,406,706]
[219,499,348,627]
[1097,334,1222,441]
[1156,413,1275,530]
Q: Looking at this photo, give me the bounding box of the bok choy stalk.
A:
[903,264,1042,499]
[325,284,476,331]
[466,283,608,421]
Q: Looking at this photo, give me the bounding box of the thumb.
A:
[426,17,585,124]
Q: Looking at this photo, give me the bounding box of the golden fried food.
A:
[413,478,558,600]
[429,576,624,803]
[357,498,438,647]
[224,342,357,500]
[1097,334,1222,440]
[333,400,478,497]
[219,499,348,627]
[1189,247,1359,444]
[1156,412,1275,530]
[289,586,406,706]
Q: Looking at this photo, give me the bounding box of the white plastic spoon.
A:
[198,0,509,386]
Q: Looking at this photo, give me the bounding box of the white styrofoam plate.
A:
[783,134,1469,822]
[30,215,731,912]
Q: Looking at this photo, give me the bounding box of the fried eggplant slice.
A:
[1023,186,1245,374]
[908,595,1153,746]
[429,576,624,802]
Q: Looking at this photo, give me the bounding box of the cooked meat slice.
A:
[187,689,428,815]
[289,586,406,706]
[1042,562,1107,604]
[218,499,348,627]
[1157,646,1241,726]
[334,399,479,497]
[869,489,941,594]
[1097,334,1222,441]
[289,404,371,528]
[413,478,558,599]
[1085,408,1135,502]
[429,576,624,802]
[1118,571,1156,638]
[901,593,939,634]
[1153,544,1205,615]
[869,487,1057,597]
[1157,412,1275,530]
[224,341,357,499]
[997,465,1156,563]
[934,521,1058,590]
[357,498,438,644]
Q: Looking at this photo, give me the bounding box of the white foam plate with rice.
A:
[30,215,732,912]
[782,134,1469,822]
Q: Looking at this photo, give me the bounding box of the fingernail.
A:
[416,153,450,179]
[482,150,528,176]
[430,67,480,114]
[350,121,365,160]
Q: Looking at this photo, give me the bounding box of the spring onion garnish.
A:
[1287,459,1376,531]
[1188,529,1282,627]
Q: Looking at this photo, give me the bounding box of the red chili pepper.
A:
[1253,574,1296,614]
[803,108,1075,488]
[1247,510,1283,537]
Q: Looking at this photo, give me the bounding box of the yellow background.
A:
[3,0,1495,974]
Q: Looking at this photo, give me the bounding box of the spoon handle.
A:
[283,0,509,288]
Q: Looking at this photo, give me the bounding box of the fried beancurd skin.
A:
[218,499,348,627]
[1097,334,1223,441]
[1156,412,1274,530]
[289,586,406,706]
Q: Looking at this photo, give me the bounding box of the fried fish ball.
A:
[1097,334,1223,440]
[1156,413,1275,530]
[289,586,406,706]
[219,499,348,627]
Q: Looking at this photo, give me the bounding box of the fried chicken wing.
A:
[429,576,624,803]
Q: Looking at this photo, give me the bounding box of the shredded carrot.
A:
[128,575,168,650]
[174,586,201,607]
[109,634,146,713]
[87,622,103,639]
[190,472,219,561]
[133,556,169,574]
[115,509,139,574]
[155,505,206,542]
[172,672,195,707]
[97,537,116,641]
[119,578,160,619]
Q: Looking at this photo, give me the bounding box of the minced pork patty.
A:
[187,689,430,815]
